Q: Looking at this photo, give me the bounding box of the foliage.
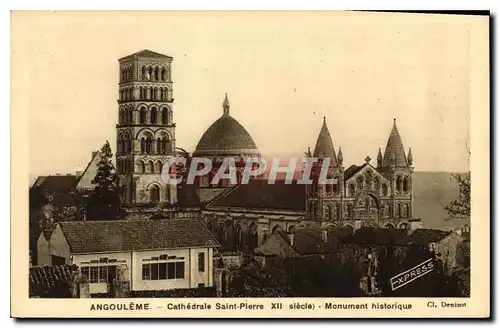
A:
[445,172,471,219]
[86,141,125,220]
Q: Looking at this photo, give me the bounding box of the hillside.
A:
[413,171,470,230]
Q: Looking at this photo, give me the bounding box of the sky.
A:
[16,11,475,181]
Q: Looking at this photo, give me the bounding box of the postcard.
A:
[11,10,489,318]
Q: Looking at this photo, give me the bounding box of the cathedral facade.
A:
[114,50,422,253]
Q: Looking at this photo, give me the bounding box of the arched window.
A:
[137,161,145,173]
[154,67,159,81]
[116,159,122,173]
[147,160,154,173]
[150,185,160,203]
[397,203,402,217]
[381,183,388,196]
[356,176,364,191]
[374,177,380,190]
[117,135,124,154]
[140,137,146,154]
[348,184,355,197]
[158,134,170,155]
[332,177,339,193]
[325,205,332,220]
[335,204,340,219]
[365,170,373,188]
[119,110,124,124]
[162,108,168,124]
[404,203,410,218]
[140,107,147,124]
[147,66,153,80]
[161,67,166,81]
[347,203,353,219]
[151,107,157,124]
[146,135,153,154]
[156,137,162,154]
[139,87,144,100]
[127,134,132,153]
[141,66,146,80]
[396,176,402,192]
[155,160,162,174]
[403,176,409,192]
[127,109,132,123]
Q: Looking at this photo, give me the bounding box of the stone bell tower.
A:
[115,50,177,206]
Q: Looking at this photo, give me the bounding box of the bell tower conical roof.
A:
[313,117,338,166]
[382,119,408,168]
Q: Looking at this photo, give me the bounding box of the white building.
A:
[37,218,219,294]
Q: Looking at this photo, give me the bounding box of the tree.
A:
[445,172,471,219]
[86,141,125,220]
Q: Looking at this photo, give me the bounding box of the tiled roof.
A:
[59,218,220,254]
[313,117,338,165]
[408,229,452,245]
[208,179,306,211]
[344,227,412,246]
[29,265,75,298]
[344,164,365,180]
[33,175,77,193]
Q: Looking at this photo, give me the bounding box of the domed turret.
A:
[193,94,260,157]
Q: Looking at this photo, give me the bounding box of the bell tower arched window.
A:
[151,107,157,124]
[140,107,147,124]
[146,135,153,154]
[162,108,168,124]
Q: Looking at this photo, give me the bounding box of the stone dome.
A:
[193,94,260,157]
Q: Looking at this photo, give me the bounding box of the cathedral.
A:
[114,49,422,253]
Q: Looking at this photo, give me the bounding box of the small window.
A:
[175,262,185,279]
[198,253,205,272]
[167,262,176,279]
[98,266,108,283]
[159,263,167,280]
[151,263,159,280]
[142,264,150,280]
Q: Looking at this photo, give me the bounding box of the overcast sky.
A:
[17,11,475,180]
